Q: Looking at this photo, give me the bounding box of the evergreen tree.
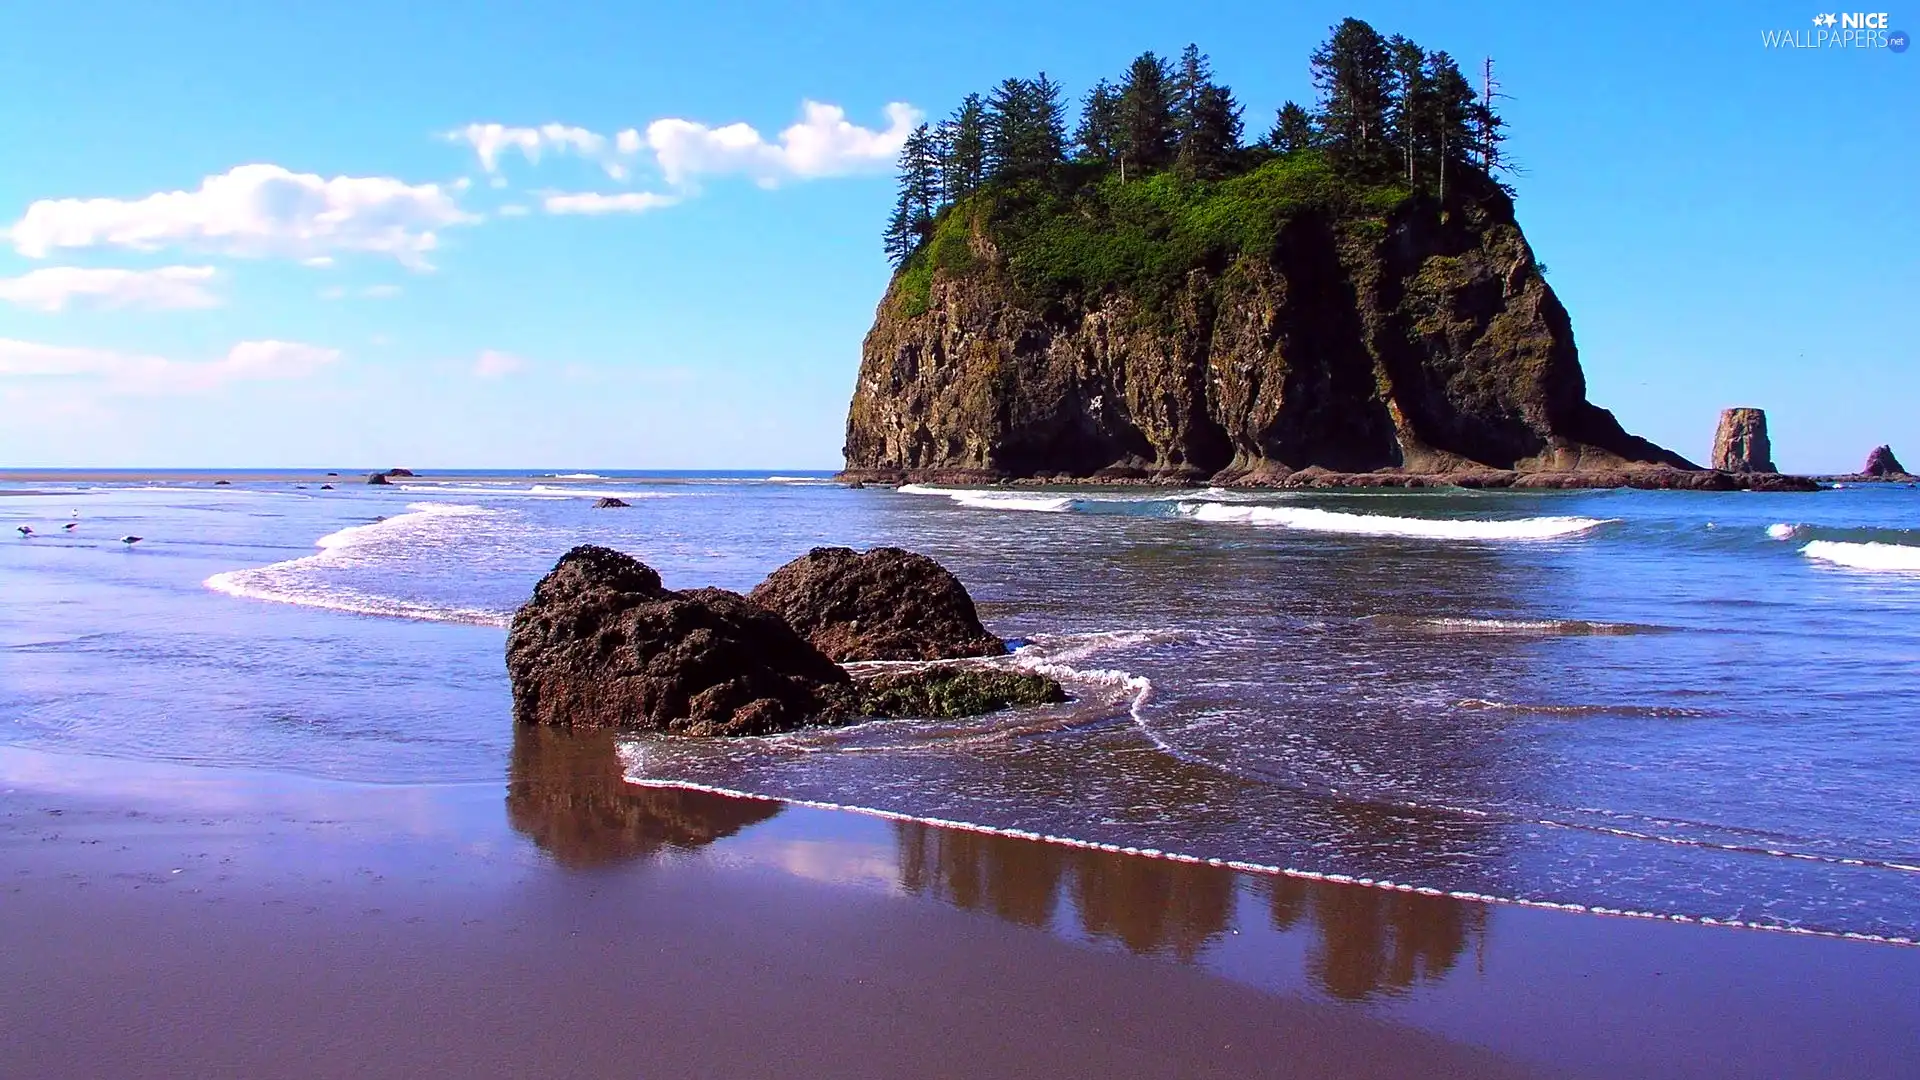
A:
[1180,83,1243,178]
[1471,57,1508,176]
[1169,44,1212,143]
[940,94,988,201]
[1385,34,1430,188]
[882,124,941,263]
[1265,101,1315,153]
[985,76,1064,183]
[1115,51,1175,180]
[1425,52,1478,200]
[1309,17,1393,170]
[1075,79,1121,164]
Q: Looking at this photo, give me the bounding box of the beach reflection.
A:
[893,820,1483,997]
[505,725,781,868]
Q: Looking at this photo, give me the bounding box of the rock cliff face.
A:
[1862,445,1908,478]
[1711,408,1776,473]
[844,193,1695,483]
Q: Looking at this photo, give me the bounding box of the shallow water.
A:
[2,470,1917,939]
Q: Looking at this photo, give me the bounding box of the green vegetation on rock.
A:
[830,667,1067,720]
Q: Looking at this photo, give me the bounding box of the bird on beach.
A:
[16,525,31,536]
[120,535,142,546]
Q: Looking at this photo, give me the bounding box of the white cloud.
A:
[447,122,626,177]
[645,101,919,186]
[497,204,531,217]
[472,349,524,379]
[319,284,402,301]
[8,164,475,269]
[0,337,339,394]
[541,191,678,215]
[300,255,335,268]
[0,265,220,312]
[615,128,643,154]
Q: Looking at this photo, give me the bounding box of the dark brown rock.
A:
[1863,445,1908,478]
[748,546,1006,662]
[843,191,1694,483]
[1711,408,1776,473]
[386,467,416,477]
[366,472,391,486]
[319,484,334,490]
[506,545,849,736]
[593,497,631,508]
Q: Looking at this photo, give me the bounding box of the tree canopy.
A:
[884,18,1511,264]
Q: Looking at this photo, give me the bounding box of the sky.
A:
[0,1,1912,472]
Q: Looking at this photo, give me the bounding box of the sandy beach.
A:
[4,735,1915,1080]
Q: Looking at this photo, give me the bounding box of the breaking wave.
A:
[1363,615,1669,636]
[1801,540,1920,573]
[898,484,1074,513]
[1176,501,1612,540]
[204,503,511,625]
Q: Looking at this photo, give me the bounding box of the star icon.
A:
[1824,13,1839,25]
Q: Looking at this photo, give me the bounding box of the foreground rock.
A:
[507,545,1061,735]
[366,472,391,486]
[1712,408,1776,473]
[594,497,631,508]
[1863,445,1909,478]
[748,546,1005,661]
[507,546,848,736]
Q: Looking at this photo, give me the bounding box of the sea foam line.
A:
[1178,501,1612,541]
[897,484,1075,513]
[615,771,1917,948]
[204,502,511,626]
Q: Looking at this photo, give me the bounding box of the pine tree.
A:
[940,94,988,201]
[1266,101,1315,153]
[882,124,941,263]
[1472,57,1508,176]
[1180,83,1243,178]
[1309,17,1393,170]
[1425,52,1477,201]
[1116,51,1176,181]
[1169,44,1211,145]
[985,77,1033,183]
[1030,71,1069,174]
[1075,79,1121,164]
[1385,34,1429,188]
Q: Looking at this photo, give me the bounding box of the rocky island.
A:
[841,24,1812,491]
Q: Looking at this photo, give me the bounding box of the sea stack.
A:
[1711,408,1776,473]
[366,472,391,486]
[1862,445,1908,478]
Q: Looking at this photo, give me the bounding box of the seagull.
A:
[63,522,77,531]
[16,525,31,536]
[120,535,143,546]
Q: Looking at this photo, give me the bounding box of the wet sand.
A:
[3,736,1916,1080]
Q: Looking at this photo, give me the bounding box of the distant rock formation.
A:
[319,484,334,490]
[213,479,231,486]
[1863,445,1908,478]
[387,468,416,477]
[366,472,391,486]
[506,545,1062,735]
[1711,408,1776,473]
[844,177,1698,486]
[748,546,1006,661]
[593,497,631,508]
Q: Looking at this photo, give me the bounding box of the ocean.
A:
[3,470,1916,943]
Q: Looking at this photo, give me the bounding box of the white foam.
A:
[1801,540,1920,572]
[898,484,1074,513]
[548,473,606,479]
[1767,523,1798,540]
[612,773,1918,948]
[1177,501,1611,541]
[204,503,510,626]
[526,485,676,500]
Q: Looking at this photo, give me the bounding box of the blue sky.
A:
[0,1,1911,471]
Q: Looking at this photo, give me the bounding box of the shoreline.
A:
[837,466,1847,492]
[4,738,1917,1079]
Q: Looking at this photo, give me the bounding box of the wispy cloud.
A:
[472,349,524,379]
[541,191,679,215]
[7,164,475,269]
[447,102,919,215]
[0,265,220,312]
[0,337,340,394]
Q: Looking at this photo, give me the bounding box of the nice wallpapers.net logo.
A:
[1763,12,1909,49]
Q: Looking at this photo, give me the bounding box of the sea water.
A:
[2,471,1916,940]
